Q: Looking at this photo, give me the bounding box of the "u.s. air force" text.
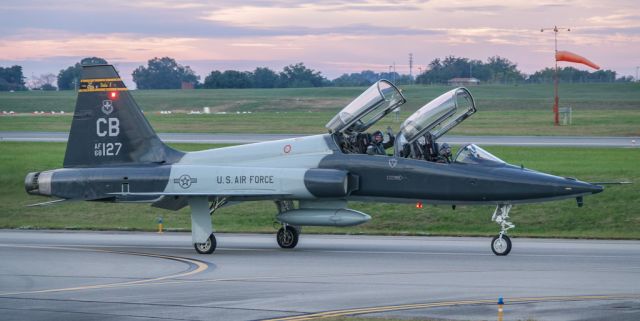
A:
[216,176,274,184]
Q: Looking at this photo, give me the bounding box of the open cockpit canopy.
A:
[399,87,476,144]
[326,80,406,134]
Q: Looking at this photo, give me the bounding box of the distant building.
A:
[448,77,480,86]
[181,81,195,90]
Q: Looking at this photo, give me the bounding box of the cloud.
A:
[125,1,209,9]
[1,0,638,82]
[0,35,202,61]
[199,2,434,29]
[577,26,640,36]
[586,13,640,28]
[436,5,507,14]
[230,43,278,48]
[315,3,424,12]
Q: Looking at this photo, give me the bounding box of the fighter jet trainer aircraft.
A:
[25,65,604,256]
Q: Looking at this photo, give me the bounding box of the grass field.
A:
[1,83,638,136]
[1,142,638,239]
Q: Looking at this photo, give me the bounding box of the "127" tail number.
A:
[94,142,122,157]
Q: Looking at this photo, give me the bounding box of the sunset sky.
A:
[1,0,638,87]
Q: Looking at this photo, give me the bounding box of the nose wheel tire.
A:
[277,226,299,249]
[491,234,511,256]
[194,233,217,254]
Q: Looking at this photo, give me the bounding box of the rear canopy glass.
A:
[400,87,476,143]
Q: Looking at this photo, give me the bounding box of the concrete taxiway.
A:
[0,230,638,321]
[1,131,639,147]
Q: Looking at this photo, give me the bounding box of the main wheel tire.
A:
[194,233,217,254]
[277,226,299,249]
[491,234,512,256]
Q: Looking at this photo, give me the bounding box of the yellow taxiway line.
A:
[0,244,208,296]
[264,294,639,321]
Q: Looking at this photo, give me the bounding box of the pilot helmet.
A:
[372,130,383,141]
[439,143,452,156]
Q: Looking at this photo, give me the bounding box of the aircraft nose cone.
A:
[588,183,604,194]
[564,179,603,195]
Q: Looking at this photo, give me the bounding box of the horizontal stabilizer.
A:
[26,199,69,207]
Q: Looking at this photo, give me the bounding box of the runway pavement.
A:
[0,230,638,321]
[1,131,639,147]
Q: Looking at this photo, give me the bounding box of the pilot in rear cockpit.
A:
[435,143,452,163]
[366,127,395,155]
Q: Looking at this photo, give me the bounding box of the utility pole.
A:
[393,62,396,83]
[541,25,570,126]
[409,53,414,82]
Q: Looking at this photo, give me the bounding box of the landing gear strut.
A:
[491,204,514,256]
[275,200,300,249]
[189,196,227,255]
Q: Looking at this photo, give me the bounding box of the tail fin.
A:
[63,64,183,168]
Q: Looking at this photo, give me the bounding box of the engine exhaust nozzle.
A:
[24,171,52,196]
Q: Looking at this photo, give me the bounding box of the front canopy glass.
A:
[399,87,476,144]
[326,80,406,134]
[454,144,505,165]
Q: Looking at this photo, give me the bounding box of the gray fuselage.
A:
[26,133,603,207]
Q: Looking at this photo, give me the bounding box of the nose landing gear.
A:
[491,204,514,256]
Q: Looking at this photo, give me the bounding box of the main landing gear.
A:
[275,200,301,249]
[194,233,217,254]
[277,225,299,249]
[491,204,515,256]
[189,196,227,255]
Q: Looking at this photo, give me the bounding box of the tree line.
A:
[0,55,633,91]
[202,63,329,89]
[527,67,622,83]
[416,56,525,84]
[0,66,27,91]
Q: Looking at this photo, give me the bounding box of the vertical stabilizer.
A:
[63,65,183,167]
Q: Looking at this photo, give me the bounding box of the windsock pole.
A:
[554,54,559,126]
[541,25,570,126]
[553,27,561,126]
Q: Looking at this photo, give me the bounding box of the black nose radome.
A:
[563,178,604,195]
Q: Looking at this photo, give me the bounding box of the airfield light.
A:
[416,201,423,209]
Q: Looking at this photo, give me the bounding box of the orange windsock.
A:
[555,50,600,70]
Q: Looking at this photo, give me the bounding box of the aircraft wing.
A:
[108,191,292,196]
[108,191,293,211]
